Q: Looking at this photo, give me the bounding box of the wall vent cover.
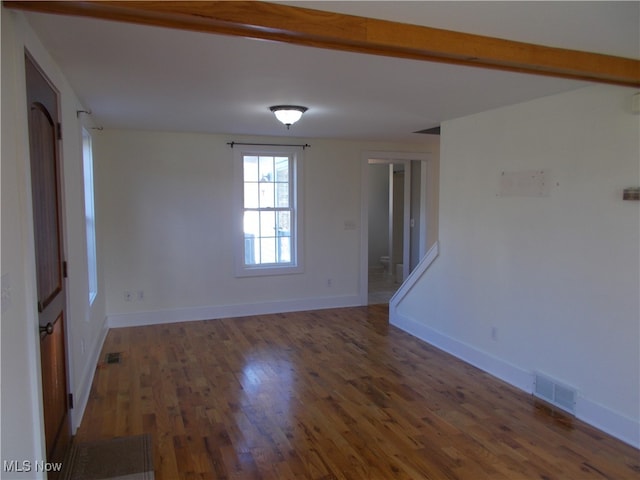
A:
[533,372,576,415]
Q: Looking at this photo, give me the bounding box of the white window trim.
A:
[233,145,304,277]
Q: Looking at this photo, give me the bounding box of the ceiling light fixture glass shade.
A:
[270,105,308,129]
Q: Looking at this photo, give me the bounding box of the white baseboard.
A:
[390,312,640,449]
[71,317,109,432]
[107,294,362,329]
[576,397,640,449]
[391,312,533,392]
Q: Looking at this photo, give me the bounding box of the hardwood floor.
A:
[76,306,639,479]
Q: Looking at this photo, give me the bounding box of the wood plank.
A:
[4,1,639,87]
[74,306,640,479]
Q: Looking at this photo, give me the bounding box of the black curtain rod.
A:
[227,141,310,150]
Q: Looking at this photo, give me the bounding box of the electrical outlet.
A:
[137,290,144,301]
[327,278,332,287]
[491,326,498,341]
[124,291,133,302]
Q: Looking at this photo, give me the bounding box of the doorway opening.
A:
[361,151,433,305]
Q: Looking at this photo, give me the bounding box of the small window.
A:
[235,147,303,276]
[82,128,98,303]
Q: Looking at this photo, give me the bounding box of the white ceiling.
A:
[22,1,639,143]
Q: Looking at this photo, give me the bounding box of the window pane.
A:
[82,128,98,303]
[278,236,291,263]
[276,211,291,235]
[244,211,259,237]
[244,156,259,182]
[259,211,276,237]
[244,182,259,208]
[275,157,289,182]
[259,182,275,208]
[276,183,289,207]
[260,237,276,264]
[259,156,274,182]
[244,233,257,265]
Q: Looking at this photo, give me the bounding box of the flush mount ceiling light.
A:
[270,105,308,129]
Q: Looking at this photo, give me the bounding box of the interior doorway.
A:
[360,152,432,305]
[367,161,409,304]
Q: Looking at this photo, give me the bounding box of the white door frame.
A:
[360,151,431,305]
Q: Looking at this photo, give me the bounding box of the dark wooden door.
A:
[25,53,71,476]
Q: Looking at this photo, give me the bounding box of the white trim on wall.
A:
[71,319,108,431]
[389,241,439,313]
[107,294,361,329]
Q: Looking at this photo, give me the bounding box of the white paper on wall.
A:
[498,170,550,197]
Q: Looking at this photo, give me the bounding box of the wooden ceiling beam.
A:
[4,0,639,87]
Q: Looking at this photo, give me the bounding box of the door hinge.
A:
[68,393,74,409]
[57,122,62,140]
[63,261,68,278]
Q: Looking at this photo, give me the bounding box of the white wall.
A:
[1,9,108,473]
[96,130,436,326]
[394,84,640,447]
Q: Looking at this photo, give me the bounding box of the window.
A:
[82,128,98,303]
[235,146,303,276]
